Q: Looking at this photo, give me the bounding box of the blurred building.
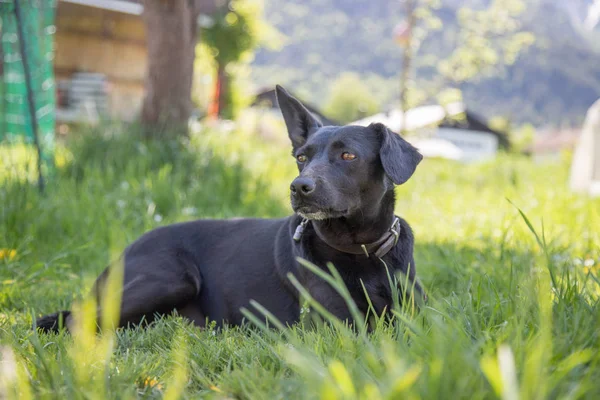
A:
[54,0,145,123]
[351,103,509,162]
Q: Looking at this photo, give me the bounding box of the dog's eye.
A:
[296,154,307,163]
[341,152,356,161]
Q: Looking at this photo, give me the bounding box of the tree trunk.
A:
[140,0,215,137]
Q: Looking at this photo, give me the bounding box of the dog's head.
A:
[276,85,422,221]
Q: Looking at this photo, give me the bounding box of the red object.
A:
[208,73,221,119]
[56,86,67,107]
[393,21,411,47]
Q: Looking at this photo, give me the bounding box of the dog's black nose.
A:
[290,177,316,196]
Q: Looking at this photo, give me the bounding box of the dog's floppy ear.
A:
[371,123,423,185]
[276,85,322,149]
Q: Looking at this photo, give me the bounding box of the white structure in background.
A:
[570,98,600,197]
[408,137,463,160]
[350,103,462,133]
[436,126,498,162]
[350,102,504,162]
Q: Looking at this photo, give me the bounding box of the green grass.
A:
[1,124,599,399]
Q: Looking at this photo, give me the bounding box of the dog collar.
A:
[293,217,401,259]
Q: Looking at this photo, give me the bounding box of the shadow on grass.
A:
[1,211,599,399]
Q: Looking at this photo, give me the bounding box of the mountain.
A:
[250,0,600,127]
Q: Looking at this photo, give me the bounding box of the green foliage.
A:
[251,0,599,126]
[201,0,261,66]
[489,115,511,134]
[407,0,444,54]
[0,79,4,133]
[438,0,535,83]
[323,72,380,124]
[510,122,536,153]
[2,125,600,398]
[200,0,283,119]
[192,43,218,113]
[436,87,463,106]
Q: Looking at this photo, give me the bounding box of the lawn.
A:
[1,124,599,399]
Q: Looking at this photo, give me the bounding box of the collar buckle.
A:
[293,218,309,242]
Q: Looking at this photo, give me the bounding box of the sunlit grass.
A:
[1,122,599,399]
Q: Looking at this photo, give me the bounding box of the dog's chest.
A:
[299,252,395,316]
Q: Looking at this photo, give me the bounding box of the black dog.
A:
[36,85,425,332]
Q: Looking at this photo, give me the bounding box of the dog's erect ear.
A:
[276,85,322,149]
[371,123,423,185]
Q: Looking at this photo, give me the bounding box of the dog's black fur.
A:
[35,85,425,332]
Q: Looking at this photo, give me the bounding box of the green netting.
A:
[1,0,57,171]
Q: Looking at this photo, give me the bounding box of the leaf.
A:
[388,364,422,397]
[328,360,356,397]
